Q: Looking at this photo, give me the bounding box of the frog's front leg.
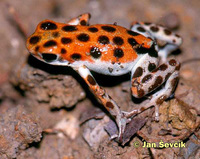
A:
[125,54,180,119]
[74,65,127,142]
[67,13,91,26]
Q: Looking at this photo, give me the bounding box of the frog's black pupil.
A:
[41,53,57,62]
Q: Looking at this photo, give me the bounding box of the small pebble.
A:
[159,13,180,30]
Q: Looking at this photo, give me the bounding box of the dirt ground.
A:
[0,0,200,158]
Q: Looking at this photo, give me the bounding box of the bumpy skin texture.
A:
[26,13,182,143]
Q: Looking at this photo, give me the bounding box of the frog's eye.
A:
[41,53,58,62]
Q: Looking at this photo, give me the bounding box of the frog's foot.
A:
[110,134,118,140]
[122,104,155,120]
[120,110,137,120]
[109,112,146,144]
[115,115,128,143]
[115,111,143,142]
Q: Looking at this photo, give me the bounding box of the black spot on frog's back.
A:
[62,25,77,32]
[29,36,40,45]
[98,35,109,44]
[90,47,102,59]
[101,25,116,32]
[114,48,124,58]
[71,53,82,61]
[88,27,98,33]
[77,33,90,42]
[40,21,57,30]
[43,40,57,47]
[113,36,124,45]
[127,30,139,36]
[135,45,158,57]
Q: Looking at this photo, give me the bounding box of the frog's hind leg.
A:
[67,13,91,26]
[130,22,182,62]
[74,65,128,142]
[126,54,181,120]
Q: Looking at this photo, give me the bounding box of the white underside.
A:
[36,52,143,76]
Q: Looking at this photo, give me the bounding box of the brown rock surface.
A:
[0,0,200,158]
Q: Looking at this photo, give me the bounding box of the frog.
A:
[26,13,182,143]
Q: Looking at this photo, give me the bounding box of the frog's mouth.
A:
[31,52,70,66]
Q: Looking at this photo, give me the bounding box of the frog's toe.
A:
[110,134,118,140]
[122,110,139,118]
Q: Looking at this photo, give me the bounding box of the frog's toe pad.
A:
[104,118,147,145]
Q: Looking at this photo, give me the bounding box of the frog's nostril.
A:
[41,53,58,62]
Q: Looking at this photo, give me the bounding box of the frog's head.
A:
[26,20,68,65]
